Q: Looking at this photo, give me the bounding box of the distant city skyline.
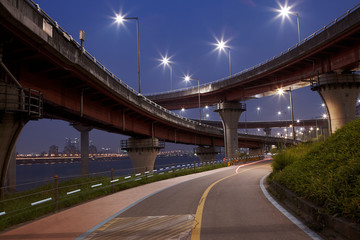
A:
[15,0,360,154]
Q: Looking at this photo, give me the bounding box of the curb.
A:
[268,180,360,240]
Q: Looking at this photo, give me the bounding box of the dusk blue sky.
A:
[16,0,360,154]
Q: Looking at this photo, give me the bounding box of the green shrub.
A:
[272,143,320,173]
[271,118,360,223]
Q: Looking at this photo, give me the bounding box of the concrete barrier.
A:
[268,180,360,240]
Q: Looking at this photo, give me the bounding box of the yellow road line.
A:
[190,164,267,240]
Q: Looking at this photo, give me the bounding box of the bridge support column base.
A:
[312,73,360,134]
[215,101,246,159]
[0,82,42,197]
[195,146,219,163]
[6,149,16,193]
[122,138,164,174]
[73,124,93,177]
[0,113,26,197]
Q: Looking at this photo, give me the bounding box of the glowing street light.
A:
[184,75,201,122]
[215,39,232,77]
[114,14,141,93]
[277,3,301,43]
[161,56,173,90]
[256,106,260,120]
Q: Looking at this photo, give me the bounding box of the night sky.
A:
[16,0,360,154]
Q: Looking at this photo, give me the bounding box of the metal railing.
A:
[0,158,228,228]
[0,83,42,117]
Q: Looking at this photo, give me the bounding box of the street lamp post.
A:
[115,15,141,93]
[278,5,301,43]
[170,63,173,91]
[278,88,296,144]
[215,40,232,77]
[228,47,231,76]
[288,88,296,144]
[184,75,201,122]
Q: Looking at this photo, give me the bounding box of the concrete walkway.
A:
[0,167,233,240]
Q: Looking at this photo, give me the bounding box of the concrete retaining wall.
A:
[268,180,360,240]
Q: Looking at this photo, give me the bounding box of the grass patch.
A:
[0,162,226,231]
[270,118,360,223]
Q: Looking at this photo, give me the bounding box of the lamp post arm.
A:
[170,63,173,91]
[289,88,296,144]
[296,13,301,43]
[136,18,141,93]
[198,79,201,122]
[123,17,141,93]
[227,47,231,77]
[289,12,301,43]
[124,17,138,20]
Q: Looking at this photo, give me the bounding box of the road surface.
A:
[83,160,312,240]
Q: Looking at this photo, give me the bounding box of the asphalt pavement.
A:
[82,161,312,240]
[1,160,313,240]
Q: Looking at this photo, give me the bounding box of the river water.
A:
[15,155,224,191]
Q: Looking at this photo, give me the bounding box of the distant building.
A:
[49,145,59,155]
[89,144,97,154]
[64,137,80,154]
[99,147,112,154]
[356,104,360,118]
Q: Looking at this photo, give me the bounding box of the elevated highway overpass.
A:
[0,0,291,194]
[147,4,360,160]
[147,5,360,110]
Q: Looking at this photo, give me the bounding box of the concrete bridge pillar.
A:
[215,101,246,159]
[122,138,164,173]
[6,148,16,192]
[73,124,93,177]
[194,146,220,163]
[0,83,42,197]
[0,114,25,197]
[311,73,360,134]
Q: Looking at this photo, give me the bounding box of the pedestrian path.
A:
[0,167,232,240]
